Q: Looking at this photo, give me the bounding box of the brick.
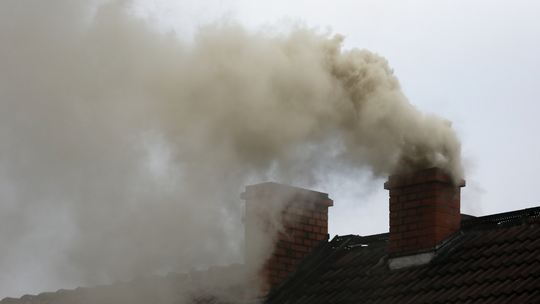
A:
[418,205,437,214]
[295,230,308,238]
[390,203,403,212]
[436,205,452,214]
[316,220,327,228]
[320,213,328,221]
[274,248,287,256]
[278,270,289,278]
[418,220,435,229]
[263,261,286,270]
[436,220,453,229]
[263,276,283,284]
[316,204,329,212]
[404,230,422,238]
[277,257,290,264]
[403,200,421,209]
[277,241,290,249]
[414,176,427,184]
[404,185,421,194]
[390,189,402,196]
[304,225,313,232]
[399,195,409,202]
[425,226,448,236]
[313,212,321,219]
[257,269,278,276]
[444,214,460,223]
[389,233,403,241]
[316,234,326,241]
[303,239,312,246]
[320,228,328,235]
[445,200,460,209]
[422,212,444,221]
[443,191,454,199]
[403,215,421,224]
[423,197,444,206]
[291,244,307,252]
[297,215,308,224]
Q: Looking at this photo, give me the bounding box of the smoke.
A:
[0,0,463,298]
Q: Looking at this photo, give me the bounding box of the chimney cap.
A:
[241,182,333,206]
[384,167,465,189]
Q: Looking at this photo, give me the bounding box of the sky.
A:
[1,0,540,299]
[132,0,540,232]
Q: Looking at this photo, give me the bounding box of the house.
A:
[3,167,540,303]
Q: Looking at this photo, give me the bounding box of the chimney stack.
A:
[241,182,333,298]
[384,167,465,256]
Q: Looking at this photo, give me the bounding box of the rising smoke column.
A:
[0,0,463,298]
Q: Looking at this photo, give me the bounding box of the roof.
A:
[4,208,540,304]
[0,264,249,304]
[266,207,540,304]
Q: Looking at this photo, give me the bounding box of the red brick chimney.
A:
[241,182,333,298]
[384,167,465,256]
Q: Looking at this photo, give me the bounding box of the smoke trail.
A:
[0,0,463,298]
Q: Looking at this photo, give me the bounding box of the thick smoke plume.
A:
[0,0,463,298]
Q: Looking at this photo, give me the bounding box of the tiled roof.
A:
[266,207,540,304]
[0,264,248,304]
[5,207,540,304]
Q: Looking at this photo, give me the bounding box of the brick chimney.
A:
[384,167,465,256]
[241,182,333,298]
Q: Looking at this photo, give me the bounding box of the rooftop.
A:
[266,207,540,304]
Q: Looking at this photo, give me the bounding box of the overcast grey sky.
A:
[134,0,540,233]
[1,0,540,299]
